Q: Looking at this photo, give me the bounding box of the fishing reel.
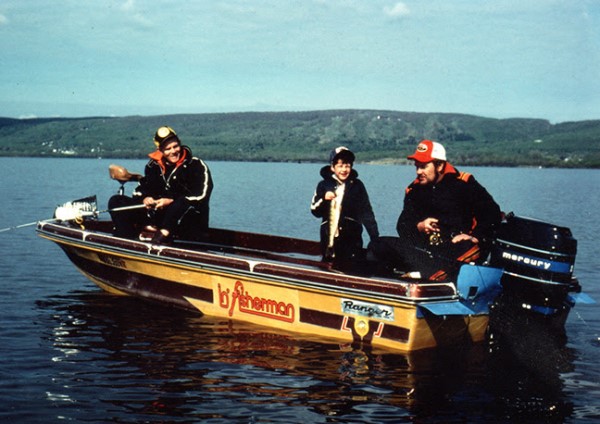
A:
[429,231,443,246]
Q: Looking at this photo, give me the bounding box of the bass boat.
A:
[36,165,592,352]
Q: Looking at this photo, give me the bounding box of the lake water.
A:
[0,157,599,423]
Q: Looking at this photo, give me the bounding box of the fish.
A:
[324,184,345,260]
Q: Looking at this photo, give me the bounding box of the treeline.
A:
[0,110,599,168]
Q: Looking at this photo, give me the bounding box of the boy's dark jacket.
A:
[311,166,379,258]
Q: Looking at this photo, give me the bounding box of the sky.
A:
[1,0,599,123]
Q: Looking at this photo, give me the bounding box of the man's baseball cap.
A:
[407,140,447,162]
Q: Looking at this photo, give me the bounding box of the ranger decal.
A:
[341,298,394,321]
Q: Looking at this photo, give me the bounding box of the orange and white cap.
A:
[407,140,446,162]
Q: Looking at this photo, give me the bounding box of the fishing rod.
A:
[0,220,53,233]
[96,203,147,215]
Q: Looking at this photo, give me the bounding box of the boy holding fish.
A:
[310,147,380,269]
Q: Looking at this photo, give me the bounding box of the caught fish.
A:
[325,184,345,259]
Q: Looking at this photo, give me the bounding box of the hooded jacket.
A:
[311,166,379,258]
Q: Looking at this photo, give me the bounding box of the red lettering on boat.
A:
[218,284,230,309]
[219,281,295,323]
[341,316,352,332]
[374,322,385,337]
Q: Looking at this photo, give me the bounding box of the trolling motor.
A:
[4,166,145,233]
[53,195,99,224]
[52,165,144,224]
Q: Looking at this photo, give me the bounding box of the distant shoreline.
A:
[1,110,598,168]
[3,155,598,170]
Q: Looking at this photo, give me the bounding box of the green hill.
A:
[1,110,599,167]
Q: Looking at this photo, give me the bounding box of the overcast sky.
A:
[1,0,598,123]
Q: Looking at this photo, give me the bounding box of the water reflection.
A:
[35,290,577,423]
[486,299,577,422]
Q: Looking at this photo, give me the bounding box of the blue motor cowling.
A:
[488,213,579,312]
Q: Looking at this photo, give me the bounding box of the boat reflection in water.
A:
[37,290,576,423]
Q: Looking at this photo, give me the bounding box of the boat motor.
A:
[488,212,580,315]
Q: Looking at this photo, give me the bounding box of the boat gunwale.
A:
[37,221,461,305]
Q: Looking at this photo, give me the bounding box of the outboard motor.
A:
[488,212,580,315]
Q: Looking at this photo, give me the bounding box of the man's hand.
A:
[143,197,157,209]
[417,217,440,234]
[451,233,478,244]
[153,198,173,209]
[143,197,173,209]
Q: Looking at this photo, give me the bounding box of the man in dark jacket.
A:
[311,146,379,269]
[109,126,213,244]
[370,140,502,280]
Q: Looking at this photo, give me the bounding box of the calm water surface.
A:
[0,157,598,423]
